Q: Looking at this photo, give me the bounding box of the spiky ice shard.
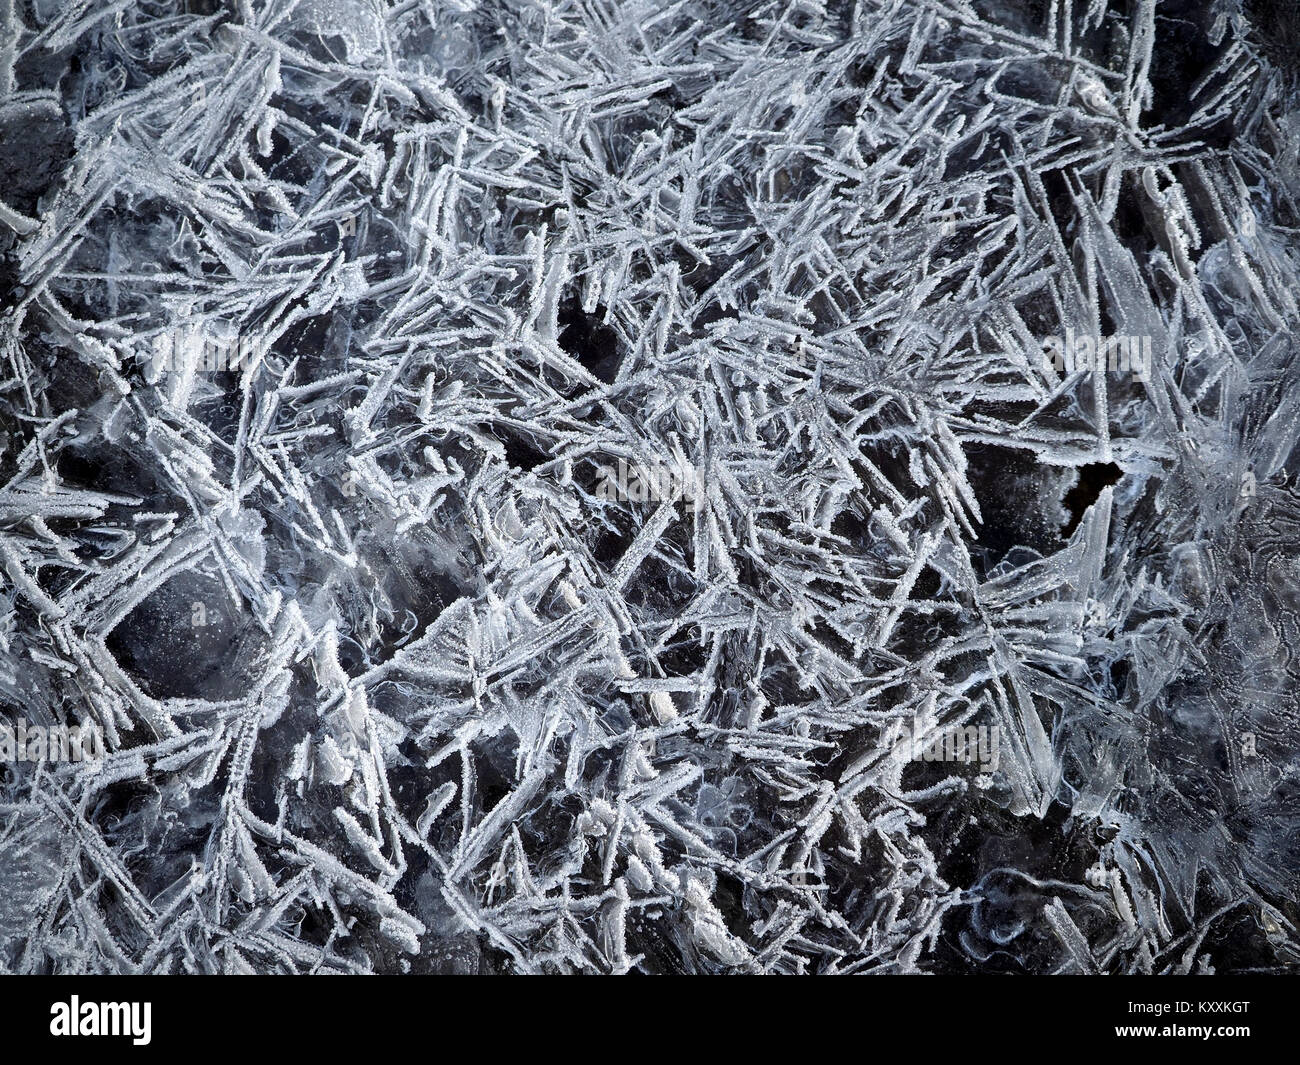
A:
[0,0,1298,974]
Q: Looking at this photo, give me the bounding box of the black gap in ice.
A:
[1061,461,1122,537]
[558,297,621,384]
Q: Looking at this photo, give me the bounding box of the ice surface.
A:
[0,0,1298,973]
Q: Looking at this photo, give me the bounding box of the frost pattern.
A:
[1,0,1299,973]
